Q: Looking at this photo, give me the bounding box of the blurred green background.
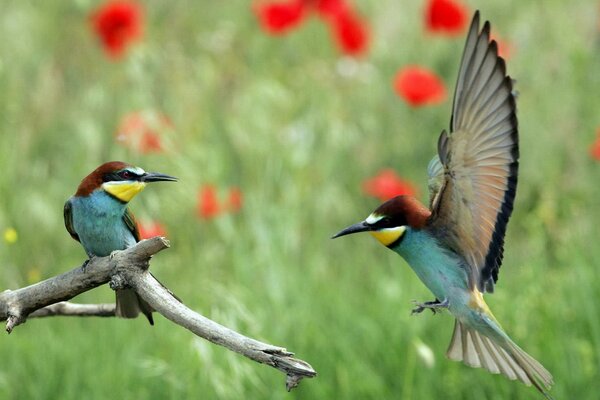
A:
[1,1,599,399]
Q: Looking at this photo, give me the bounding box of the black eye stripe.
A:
[102,170,140,182]
[102,172,120,182]
[373,218,390,228]
[371,215,406,229]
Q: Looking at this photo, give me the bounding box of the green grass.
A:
[1,0,599,399]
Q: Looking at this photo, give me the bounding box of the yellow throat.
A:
[369,226,406,247]
[102,181,146,202]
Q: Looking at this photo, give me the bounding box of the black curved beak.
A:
[142,172,178,182]
[331,221,371,239]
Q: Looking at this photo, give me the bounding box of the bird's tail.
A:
[446,318,553,398]
[115,289,154,325]
[114,273,180,325]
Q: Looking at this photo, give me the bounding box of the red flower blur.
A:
[363,169,417,202]
[91,1,143,59]
[116,111,173,153]
[198,185,220,219]
[253,0,369,56]
[254,1,307,35]
[329,8,370,56]
[226,187,244,213]
[197,185,244,219]
[314,0,349,18]
[138,220,167,239]
[425,0,468,36]
[590,128,600,161]
[393,66,447,107]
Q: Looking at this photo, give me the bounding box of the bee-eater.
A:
[333,12,553,397]
[64,161,177,325]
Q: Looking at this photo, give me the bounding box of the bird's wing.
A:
[427,154,444,210]
[122,208,181,314]
[63,198,80,242]
[123,207,141,242]
[428,11,518,293]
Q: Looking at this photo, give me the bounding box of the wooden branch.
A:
[0,237,316,390]
[29,302,115,318]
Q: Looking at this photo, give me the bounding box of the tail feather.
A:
[115,289,154,325]
[114,273,181,326]
[447,319,553,397]
[472,329,499,374]
[481,334,514,379]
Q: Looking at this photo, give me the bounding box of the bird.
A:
[64,161,177,325]
[332,11,554,397]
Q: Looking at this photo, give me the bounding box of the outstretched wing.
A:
[427,154,444,210]
[63,199,80,242]
[428,11,518,293]
[123,207,141,243]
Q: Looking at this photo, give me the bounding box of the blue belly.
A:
[69,191,136,257]
[391,229,471,310]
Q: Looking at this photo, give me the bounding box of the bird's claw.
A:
[411,298,449,315]
[81,258,92,272]
[109,251,119,260]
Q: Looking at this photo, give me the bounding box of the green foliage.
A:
[1,1,599,399]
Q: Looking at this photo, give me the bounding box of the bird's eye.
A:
[120,170,134,180]
[378,217,393,227]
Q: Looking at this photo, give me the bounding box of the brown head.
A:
[332,195,431,247]
[75,161,177,202]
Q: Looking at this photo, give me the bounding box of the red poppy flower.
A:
[314,0,349,19]
[116,111,173,153]
[254,0,370,56]
[138,220,167,239]
[329,8,370,56]
[91,1,143,59]
[197,185,244,219]
[424,0,468,36]
[393,66,446,107]
[254,0,307,35]
[590,128,600,161]
[198,185,220,219]
[363,169,417,201]
[227,187,244,212]
[139,130,162,153]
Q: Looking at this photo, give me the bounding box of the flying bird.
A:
[64,161,177,325]
[333,11,553,397]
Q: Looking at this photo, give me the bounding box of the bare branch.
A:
[0,237,316,390]
[29,302,115,318]
[0,237,167,332]
[127,270,317,389]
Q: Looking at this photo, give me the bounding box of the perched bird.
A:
[64,161,177,325]
[333,12,554,397]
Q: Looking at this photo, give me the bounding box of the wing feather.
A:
[123,207,141,242]
[63,198,80,242]
[428,11,518,292]
[427,155,445,209]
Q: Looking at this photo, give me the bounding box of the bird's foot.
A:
[109,274,127,291]
[81,258,93,272]
[109,250,119,260]
[411,298,449,315]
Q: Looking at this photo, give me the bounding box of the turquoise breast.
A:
[391,228,470,304]
[69,190,136,257]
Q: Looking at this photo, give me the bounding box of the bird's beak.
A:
[331,221,371,239]
[142,172,178,182]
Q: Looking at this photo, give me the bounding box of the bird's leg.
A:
[411,298,449,315]
[80,258,91,272]
[81,255,97,272]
